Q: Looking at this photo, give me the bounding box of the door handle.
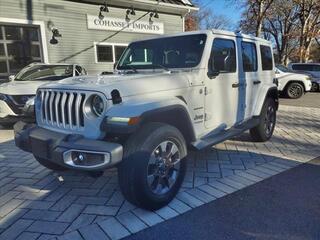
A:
[253,80,261,85]
[232,83,240,88]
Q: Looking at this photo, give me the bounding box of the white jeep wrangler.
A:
[15,30,278,210]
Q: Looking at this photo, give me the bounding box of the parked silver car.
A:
[288,63,320,92]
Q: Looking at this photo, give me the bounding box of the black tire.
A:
[286,82,304,99]
[35,156,67,171]
[118,122,187,210]
[250,98,276,142]
[311,82,319,92]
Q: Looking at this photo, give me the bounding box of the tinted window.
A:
[292,64,320,71]
[118,34,207,70]
[260,45,273,70]
[211,39,236,73]
[242,42,257,72]
[97,45,113,62]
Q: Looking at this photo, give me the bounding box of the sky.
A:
[196,0,242,27]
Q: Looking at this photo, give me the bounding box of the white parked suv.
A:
[288,63,320,92]
[14,30,278,210]
[0,63,87,127]
[276,65,312,99]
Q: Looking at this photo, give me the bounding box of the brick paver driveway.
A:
[0,104,320,240]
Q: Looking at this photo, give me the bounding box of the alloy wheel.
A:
[264,105,276,137]
[147,141,181,195]
[289,85,303,98]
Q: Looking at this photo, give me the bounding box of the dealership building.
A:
[0,0,197,81]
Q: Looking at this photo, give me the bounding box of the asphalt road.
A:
[125,157,320,240]
[279,92,320,108]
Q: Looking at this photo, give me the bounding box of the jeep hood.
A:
[277,72,308,80]
[0,81,49,96]
[41,72,193,98]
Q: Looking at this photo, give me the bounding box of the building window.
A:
[241,41,257,72]
[95,43,128,63]
[96,45,113,62]
[211,38,236,73]
[115,46,127,62]
[0,24,43,82]
[260,45,273,71]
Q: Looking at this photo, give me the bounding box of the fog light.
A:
[64,150,111,168]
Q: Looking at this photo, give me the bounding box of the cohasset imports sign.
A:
[87,15,164,35]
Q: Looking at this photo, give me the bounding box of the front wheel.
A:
[286,82,304,99]
[250,98,277,142]
[118,123,187,210]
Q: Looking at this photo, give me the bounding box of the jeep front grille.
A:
[39,90,86,129]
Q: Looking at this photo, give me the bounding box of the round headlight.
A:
[91,95,105,116]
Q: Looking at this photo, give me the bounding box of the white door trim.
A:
[0,17,49,63]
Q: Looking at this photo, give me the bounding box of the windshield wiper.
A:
[152,64,170,72]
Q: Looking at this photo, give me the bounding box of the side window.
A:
[241,41,257,72]
[292,64,311,71]
[211,39,236,73]
[312,65,320,71]
[260,45,273,70]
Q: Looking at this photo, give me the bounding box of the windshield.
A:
[15,65,73,81]
[276,65,290,72]
[117,34,207,71]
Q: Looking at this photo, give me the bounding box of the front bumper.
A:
[14,121,123,171]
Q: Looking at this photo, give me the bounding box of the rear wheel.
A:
[34,156,67,171]
[250,98,276,142]
[286,82,304,99]
[118,123,187,210]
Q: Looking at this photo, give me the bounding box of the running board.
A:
[192,118,260,150]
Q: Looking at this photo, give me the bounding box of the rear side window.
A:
[241,41,257,72]
[292,64,320,71]
[211,39,237,73]
[260,45,273,70]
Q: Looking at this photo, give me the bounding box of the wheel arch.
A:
[253,86,279,116]
[284,80,306,92]
[140,105,197,145]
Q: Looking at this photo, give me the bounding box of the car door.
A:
[312,64,320,78]
[240,40,259,118]
[204,37,244,130]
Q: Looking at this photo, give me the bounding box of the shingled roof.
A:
[156,0,194,7]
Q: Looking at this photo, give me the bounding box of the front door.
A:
[204,37,245,130]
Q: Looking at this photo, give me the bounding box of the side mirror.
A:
[275,69,280,74]
[8,75,15,81]
[207,59,220,79]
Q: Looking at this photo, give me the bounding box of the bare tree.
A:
[186,0,232,31]
[263,0,300,64]
[294,0,320,62]
[233,0,274,37]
